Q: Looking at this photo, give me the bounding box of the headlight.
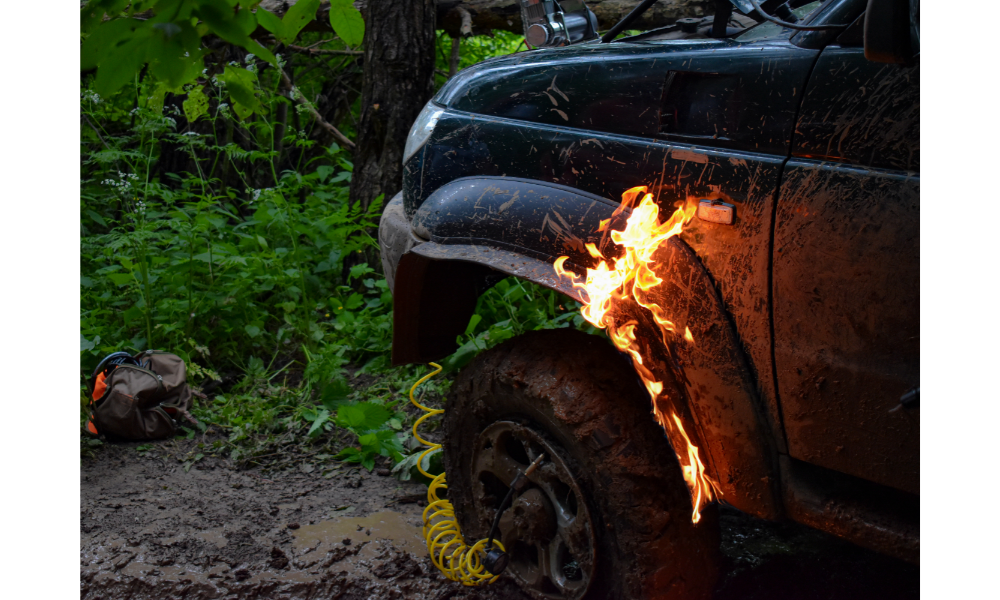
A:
[402,103,443,165]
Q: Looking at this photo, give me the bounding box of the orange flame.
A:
[555,186,720,523]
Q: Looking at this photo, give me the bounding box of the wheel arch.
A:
[391,177,783,520]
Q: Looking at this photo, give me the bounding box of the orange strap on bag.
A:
[86,371,107,435]
[92,371,107,401]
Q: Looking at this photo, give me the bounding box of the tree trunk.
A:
[448,37,461,77]
[348,0,437,216]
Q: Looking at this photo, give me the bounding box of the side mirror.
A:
[864,0,919,64]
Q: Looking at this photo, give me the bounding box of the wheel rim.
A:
[471,421,596,600]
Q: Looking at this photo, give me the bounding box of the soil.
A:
[81,437,918,600]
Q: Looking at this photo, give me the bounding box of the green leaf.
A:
[308,409,330,437]
[219,66,261,115]
[145,83,168,114]
[465,313,482,336]
[320,378,353,411]
[81,334,96,352]
[358,432,378,452]
[107,272,134,286]
[348,262,371,281]
[328,0,365,47]
[443,338,481,372]
[147,20,204,89]
[81,17,140,71]
[279,0,321,45]
[361,454,375,472]
[335,402,391,432]
[85,210,108,228]
[233,5,258,35]
[244,324,261,338]
[334,447,362,462]
[374,429,404,457]
[94,33,150,98]
[316,165,335,182]
[255,8,286,40]
[182,86,209,123]
[231,101,254,120]
[344,293,364,310]
[198,3,276,65]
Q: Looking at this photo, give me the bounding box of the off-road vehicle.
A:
[379,1,919,598]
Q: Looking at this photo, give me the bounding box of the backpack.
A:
[86,350,198,440]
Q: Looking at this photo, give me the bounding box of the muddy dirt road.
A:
[81,437,918,599]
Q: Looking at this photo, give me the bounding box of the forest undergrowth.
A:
[80,1,596,481]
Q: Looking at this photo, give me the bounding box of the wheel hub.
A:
[471,421,596,600]
[500,488,557,545]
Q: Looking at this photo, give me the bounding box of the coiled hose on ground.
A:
[410,362,504,586]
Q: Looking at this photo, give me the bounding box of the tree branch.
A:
[279,69,356,150]
[286,44,363,56]
[82,113,111,150]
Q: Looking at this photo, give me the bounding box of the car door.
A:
[772,26,920,494]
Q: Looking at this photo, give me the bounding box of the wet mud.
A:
[81,437,917,599]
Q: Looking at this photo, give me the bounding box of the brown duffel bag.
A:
[86,350,198,440]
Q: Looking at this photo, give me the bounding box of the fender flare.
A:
[391,177,782,519]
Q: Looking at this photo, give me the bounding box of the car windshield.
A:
[736,1,826,42]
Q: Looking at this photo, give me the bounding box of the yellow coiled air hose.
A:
[409,362,504,586]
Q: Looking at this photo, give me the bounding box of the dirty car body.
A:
[380,0,919,563]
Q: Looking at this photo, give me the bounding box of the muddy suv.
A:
[379,1,919,598]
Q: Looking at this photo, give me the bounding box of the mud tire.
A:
[443,328,720,600]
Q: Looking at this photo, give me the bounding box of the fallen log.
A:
[257,0,713,39]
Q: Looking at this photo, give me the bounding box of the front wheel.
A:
[443,328,720,600]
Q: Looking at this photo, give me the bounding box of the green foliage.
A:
[433,29,526,85]
[442,277,598,372]
[81,14,593,478]
[81,0,277,99]
[218,65,261,117]
[182,86,209,122]
[262,0,322,46]
[332,401,406,471]
[328,0,365,47]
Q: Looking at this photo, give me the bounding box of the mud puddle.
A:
[80,436,528,600]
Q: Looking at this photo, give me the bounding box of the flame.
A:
[555,186,720,523]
